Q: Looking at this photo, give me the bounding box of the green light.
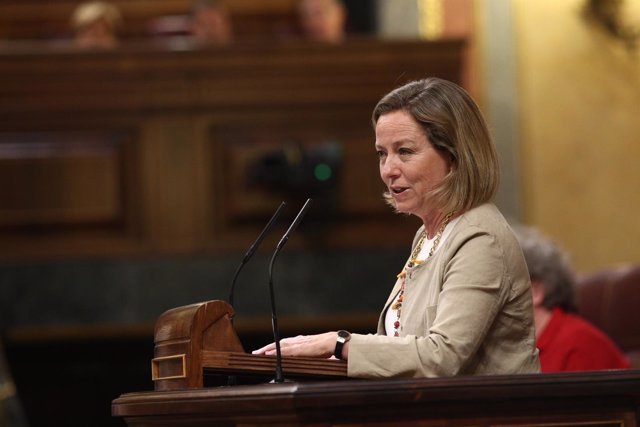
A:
[314,163,332,181]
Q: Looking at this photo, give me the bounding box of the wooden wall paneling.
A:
[0,133,121,225]
[0,39,465,259]
[0,128,146,259]
[201,108,417,251]
[139,117,202,252]
[0,41,464,116]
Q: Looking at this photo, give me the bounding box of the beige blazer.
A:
[347,203,540,378]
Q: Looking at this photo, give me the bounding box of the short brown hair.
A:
[372,77,499,215]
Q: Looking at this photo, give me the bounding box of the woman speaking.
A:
[254,77,540,378]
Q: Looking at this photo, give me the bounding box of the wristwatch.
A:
[334,330,351,359]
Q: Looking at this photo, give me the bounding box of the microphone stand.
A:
[269,198,312,383]
[228,201,287,313]
[268,247,285,383]
[226,201,286,386]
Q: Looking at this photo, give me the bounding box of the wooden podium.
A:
[151,300,347,391]
[113,299,640,426]
[113,369,640,426]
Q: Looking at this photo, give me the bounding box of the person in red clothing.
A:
[514,226,630,372]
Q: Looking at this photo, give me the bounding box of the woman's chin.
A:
[393,204,412,215]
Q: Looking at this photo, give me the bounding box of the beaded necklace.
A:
[391,212,454,337]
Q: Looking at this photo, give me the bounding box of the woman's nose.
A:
[380,156,399,180]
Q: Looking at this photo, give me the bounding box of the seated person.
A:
[514,225,630,372]
[189,0,233,45]
[297,0,347,43]
[71,1,123,49]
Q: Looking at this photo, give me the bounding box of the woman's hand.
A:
[252,331,345,359]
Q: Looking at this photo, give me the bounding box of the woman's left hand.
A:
[252,331,338,359]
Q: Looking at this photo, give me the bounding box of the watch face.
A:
[337,330,350,339]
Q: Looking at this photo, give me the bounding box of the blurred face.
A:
[298,0,345,43]
[191,7,231,44]
[75,18,118,49]
[375,110,452,223]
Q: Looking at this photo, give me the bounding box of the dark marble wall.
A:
[0,248,408,426]
[0,249,407,330]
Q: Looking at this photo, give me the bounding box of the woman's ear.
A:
[448,154,456,172]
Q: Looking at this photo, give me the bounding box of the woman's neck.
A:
[422,211,450,239]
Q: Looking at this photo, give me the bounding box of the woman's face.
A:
[375,110,452,222]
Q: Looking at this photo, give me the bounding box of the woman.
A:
[254,78,540,378]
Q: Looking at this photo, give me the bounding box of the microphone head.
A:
[277,198,312,251]
[229,201,286,307]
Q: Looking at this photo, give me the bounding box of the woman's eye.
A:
[376,150,386,159]
[399,148,413,155]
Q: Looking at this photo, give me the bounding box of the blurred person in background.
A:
[189,0,233,45]
[514,225,630,372]
[71,1,123,49]
[297,0,347,43]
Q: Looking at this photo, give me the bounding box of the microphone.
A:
[228,201,286,313]
[225,201,285,387]
[268,198,313,383]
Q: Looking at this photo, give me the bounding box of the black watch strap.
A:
[334,330,351,359]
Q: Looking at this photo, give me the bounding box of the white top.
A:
[384,217,461,336]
